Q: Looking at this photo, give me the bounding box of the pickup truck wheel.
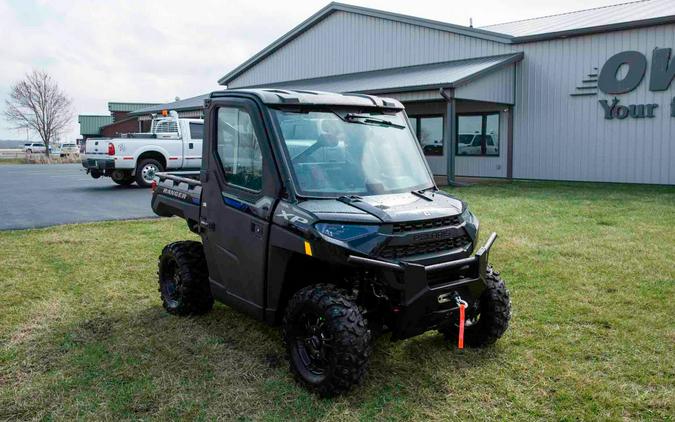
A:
[111,170,134,186]
[439,266,511,347]
[282,284,371,397]
[136,159,163,187]
[158,241,213,316]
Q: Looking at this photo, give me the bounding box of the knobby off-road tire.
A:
[282,284,371,397]
[135,158,163,188]
[158,241,213,316]
[441,266,511,347]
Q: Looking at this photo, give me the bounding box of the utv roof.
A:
[210,89,404,109]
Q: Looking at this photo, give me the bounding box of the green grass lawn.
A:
[1,181,673,420]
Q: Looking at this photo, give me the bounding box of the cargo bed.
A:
[151,171,202,232]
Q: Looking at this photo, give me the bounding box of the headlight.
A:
[460,207,474,224]
[461,206,479,239]
[315,223,379,241]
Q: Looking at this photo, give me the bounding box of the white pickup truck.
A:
[82,111,203,187]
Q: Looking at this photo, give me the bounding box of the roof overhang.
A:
[231,53,523,96]
[108,102,161,113]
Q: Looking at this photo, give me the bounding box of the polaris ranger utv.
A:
[151,89,511,397]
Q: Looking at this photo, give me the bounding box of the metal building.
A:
[141,0,675,185]
[79,102,160,140]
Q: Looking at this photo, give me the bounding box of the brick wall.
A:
[111,111,130,122]
[100,117,141,137]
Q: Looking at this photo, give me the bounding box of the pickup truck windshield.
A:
[273,109,433,198]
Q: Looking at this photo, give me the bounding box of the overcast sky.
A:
[0,0,630,141]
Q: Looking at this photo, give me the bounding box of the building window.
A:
[456,113,500,157]
[216,107,263,192]
[409,115,443,156]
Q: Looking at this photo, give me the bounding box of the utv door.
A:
[201,98,278,319]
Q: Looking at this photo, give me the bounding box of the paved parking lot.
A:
[0,163,157,230]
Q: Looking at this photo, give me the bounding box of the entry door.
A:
[201,99,276,318]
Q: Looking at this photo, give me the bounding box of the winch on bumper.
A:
[348,232,498,340]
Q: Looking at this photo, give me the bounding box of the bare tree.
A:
[3,70,73,157]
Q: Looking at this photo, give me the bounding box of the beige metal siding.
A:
[512,24,675,184]
[228,11,515,87]
[455,65,516,104]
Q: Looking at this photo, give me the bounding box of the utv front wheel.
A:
[158,241,213,315]
[441,266,511,347]
[282,284,371,397]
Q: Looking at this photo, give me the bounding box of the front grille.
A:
[392,216,461,234]
[379,235,471,259]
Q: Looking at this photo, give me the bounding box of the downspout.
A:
[439,87,462,186]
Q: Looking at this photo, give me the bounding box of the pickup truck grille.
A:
[379,235,471,259]
[392,216,461,234]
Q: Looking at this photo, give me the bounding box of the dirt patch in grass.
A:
[0,182,673,420]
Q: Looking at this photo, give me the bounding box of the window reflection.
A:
[409,115,443,156]
[457,113,500,156]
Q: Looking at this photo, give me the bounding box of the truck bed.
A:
[151,171,202,230]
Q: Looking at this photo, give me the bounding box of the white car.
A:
[59,143,80,156]
[23,143,46,153]
[82,111,203,187]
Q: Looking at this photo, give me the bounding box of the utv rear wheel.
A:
[158,241,213,315]
[282,284,371,397]
[135,158,163,187]
[440,266,511,347]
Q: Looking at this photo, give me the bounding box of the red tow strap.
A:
[458,302,465,349]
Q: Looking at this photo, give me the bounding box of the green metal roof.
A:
[107,102,161,112]
[130,94,209,115]
[78,115,113,136]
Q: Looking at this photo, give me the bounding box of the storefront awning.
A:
[247,52,523,100]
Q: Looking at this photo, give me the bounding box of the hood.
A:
[298,190,463,223]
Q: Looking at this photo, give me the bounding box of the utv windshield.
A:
[272,108,434,198]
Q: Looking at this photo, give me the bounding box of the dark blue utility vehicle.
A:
[151,89,511,397]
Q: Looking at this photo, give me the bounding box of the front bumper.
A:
[348,232,498,340]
